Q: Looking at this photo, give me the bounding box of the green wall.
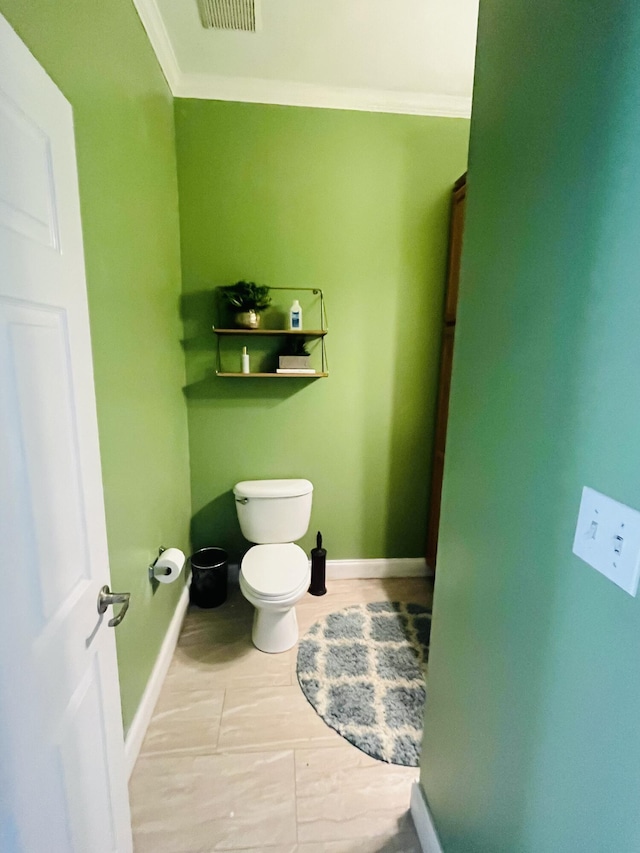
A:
[0,2,191,732]
[420,1,640,850]
[175,100,469,561]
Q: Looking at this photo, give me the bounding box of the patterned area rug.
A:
[296,602,431,767]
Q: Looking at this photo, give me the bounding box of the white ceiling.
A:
[133,0,478,117]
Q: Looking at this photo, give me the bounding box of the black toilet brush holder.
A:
[309,531,327,596]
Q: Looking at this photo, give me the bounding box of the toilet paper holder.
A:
[148,547,171,581]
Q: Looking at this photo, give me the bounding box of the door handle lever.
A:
[97,585,131,627]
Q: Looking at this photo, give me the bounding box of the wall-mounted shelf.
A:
[214,287,328,378]
[216,372,329,378]
[213,329,327,337]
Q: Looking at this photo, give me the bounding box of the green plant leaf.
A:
[219,280,272,312]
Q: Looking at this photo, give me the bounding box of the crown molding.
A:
[131,0,472,118]
[173,73,472,118]
[131,0,181,92]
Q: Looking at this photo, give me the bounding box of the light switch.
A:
[573,487,640,596]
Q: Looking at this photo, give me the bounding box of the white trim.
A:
[233,558,428,580]
[173,72,472,118]
[131,0,182,91]
[326,558,430,579]
[124,582,191,778]
[410,782,444,853]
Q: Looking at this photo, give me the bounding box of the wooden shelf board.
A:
[213,328,327,337]
[216,372,328,378]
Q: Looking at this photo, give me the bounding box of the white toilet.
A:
[234,478,313,653]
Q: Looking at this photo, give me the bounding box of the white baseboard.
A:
[234,557,430,580]
[326,558,430,579]
[124,582,191,778]
[411,783,444,853]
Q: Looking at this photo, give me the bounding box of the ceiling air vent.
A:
[197,0,259,32]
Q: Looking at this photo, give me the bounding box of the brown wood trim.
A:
[426,173,467,570]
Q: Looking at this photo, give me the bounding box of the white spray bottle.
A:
[289,300,302,330]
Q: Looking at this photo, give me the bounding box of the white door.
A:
[0,14,133,853]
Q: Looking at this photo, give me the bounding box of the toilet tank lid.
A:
[234,478,313,499]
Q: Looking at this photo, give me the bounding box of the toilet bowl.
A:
[239,543,310,653]
[234,479,313,653]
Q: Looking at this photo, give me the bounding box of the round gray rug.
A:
[296,601,431,766]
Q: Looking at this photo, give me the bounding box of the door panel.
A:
[6,303,89,615]
[0,88,59,248]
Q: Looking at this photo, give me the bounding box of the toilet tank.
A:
[234,479,313,544]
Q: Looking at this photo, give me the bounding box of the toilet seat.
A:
[241,543,309,599]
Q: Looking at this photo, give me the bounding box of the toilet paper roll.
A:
[153,548,185,584]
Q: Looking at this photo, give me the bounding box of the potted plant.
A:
[279,337,311,370]
[219,281,271,329]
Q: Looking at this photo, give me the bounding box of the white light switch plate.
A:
[573,487,640,596]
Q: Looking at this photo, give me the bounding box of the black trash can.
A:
[189,547,228,608]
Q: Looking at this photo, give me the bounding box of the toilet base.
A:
[252,605,299,654]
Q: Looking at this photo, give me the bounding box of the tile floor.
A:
[129,576,434,852]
